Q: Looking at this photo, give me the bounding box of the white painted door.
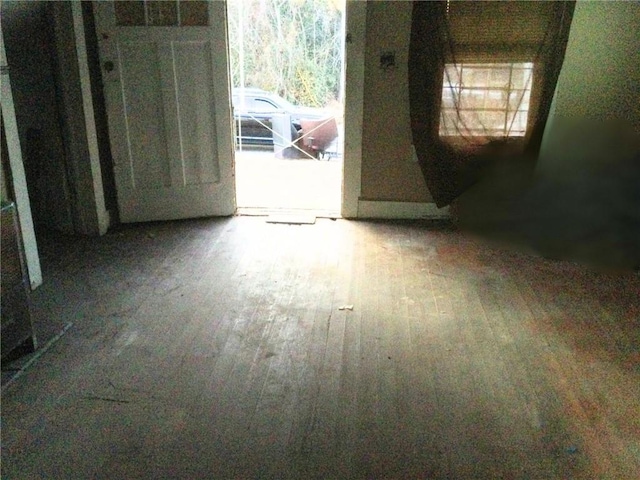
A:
[94,1,235,222]
[1,22,43,288]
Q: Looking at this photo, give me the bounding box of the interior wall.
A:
[539,1,640,177]
[0,0,75,233]
[538,0,640,182]
[539,0,640,175]
[533,0,640,268]
[542,1,640,134]
[360,1,432,203]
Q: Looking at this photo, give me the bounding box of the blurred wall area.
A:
[531,0,640,269]
[455,0,640,271]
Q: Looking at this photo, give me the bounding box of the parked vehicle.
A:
[232,88,337,158]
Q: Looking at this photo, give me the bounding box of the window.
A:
[115,1,209,27]
[251,99,278,113]
[439,62,533,137]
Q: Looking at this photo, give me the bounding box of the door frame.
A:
[63,1,110,235]
[341,0,366,218]
[1,22,43,288]
[227,0,365,218]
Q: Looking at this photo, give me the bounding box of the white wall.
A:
[540,0,640,175]
[533,0,640,269]
[360,1,431,204]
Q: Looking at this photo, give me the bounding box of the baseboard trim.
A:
[357,200,450,220]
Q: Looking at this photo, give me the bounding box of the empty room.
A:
[1,1,639,478]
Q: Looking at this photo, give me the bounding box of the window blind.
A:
[445,1,558,61]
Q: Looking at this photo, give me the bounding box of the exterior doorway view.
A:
[227,0,345,217]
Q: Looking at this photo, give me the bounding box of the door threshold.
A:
[266,214,316,225]
[236,207,341,220]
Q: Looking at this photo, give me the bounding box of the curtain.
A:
[409,1,575,207]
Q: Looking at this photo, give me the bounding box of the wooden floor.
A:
[2,216,639,479]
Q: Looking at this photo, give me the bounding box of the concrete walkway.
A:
[234,149,342,216]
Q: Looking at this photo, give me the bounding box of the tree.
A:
[227,0,344,108]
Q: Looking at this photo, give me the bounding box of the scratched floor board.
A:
[1,217,639,479]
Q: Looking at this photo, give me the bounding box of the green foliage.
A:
[227,0,344,108]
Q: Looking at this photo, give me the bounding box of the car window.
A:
[252,98,279,113]
[232,95,250,111]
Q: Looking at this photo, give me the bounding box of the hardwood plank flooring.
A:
[1,216,639,479]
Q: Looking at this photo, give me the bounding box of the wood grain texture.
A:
[1,217,638,479]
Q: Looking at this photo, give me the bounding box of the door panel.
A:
[173,41,219,185]
[118,41,171,189]
[95,1,235,223]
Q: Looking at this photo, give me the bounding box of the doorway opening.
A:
[227,0,345,217]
